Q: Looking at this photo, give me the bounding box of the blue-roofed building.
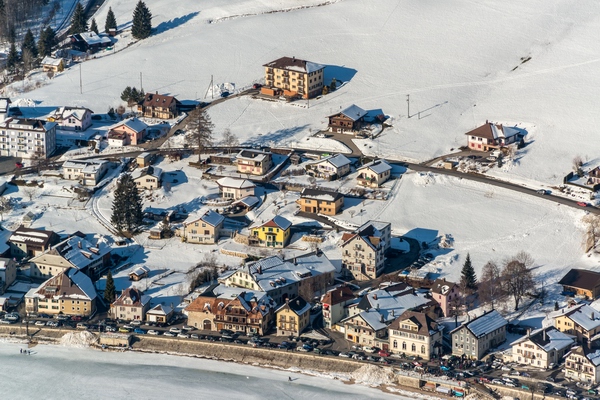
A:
[306,154,351,181]
[327,104,367,134]
[180,210,225,244]
[450,309,508,360]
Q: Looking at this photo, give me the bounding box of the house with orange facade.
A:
[261,56,325,99]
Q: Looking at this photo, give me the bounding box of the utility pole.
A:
[204,75,214,99]
[79,64,82,94]
[140,72,143,92]
[406,94,410,118]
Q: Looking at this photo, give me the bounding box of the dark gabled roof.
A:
[430,278,458,295]
[263,57,324,74]
[9,225,60,248]
[450,310,507,338]
[388,310,439,336]
[141,93,179,108]
[464,122,496,140]
[300,188,343,202]
[321,285,355,306]
[559,269,600,291]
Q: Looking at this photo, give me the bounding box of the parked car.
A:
[163,332,175,337]
[130,320,142,326]
[220,91,230,98]
[177,333,190,339]
[252,83,262,89]
[491,379,504,385]
[35,320,46,326]
[577,202,589,207]
[546,376,556,382]
[71,316,83,322]
[169,327,182,334]
[105,325,117,332]
[338,352,350,358]
[378,350,391,357]
[76,323,88,330]
[147,330,159,335]
[134,328,146,335]
[119,327,131,333]
[364,346,376,353]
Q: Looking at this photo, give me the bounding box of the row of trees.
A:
[120,86,145,106]
[5,26,55,74]
[0,0,49,43]
[458,251,536,313]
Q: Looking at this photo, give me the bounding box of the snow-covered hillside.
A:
[5,0,600,184]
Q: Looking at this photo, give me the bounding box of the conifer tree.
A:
[132,1,152,40]
[6,42,19,73]
[90,18,99,35]
[460,253,477,292]
[105,7,117,33]
[22,29,37,59]
[111,173,143,234]
[120,86,132,103]
[69,3,88,35]
[38,26,56,57]
[104,269,116,303]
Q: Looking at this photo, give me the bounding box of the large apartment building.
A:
[261,56,325,99]
[0,117,57,158]
[451,310,508,360]
[340,221,391,281]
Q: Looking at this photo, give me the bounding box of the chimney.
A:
[391,309,395,317]
[293,258,297,265]
[292,56,295,61]
[467,314,471,322]
[296,300,300,306]
[593,312,595,320]
[78,241,82,249]
[543,328,547,342]
[373,294,378,300]
[527,328,531,337]
[155,91,158,94]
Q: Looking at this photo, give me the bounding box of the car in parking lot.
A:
[147,330,159,335]
[35,320,46,327]
[163,332,175,337]
[119,327,131,333]
[338,352,350,358]
[130,320,142,326]
[177,332,190,339]
[76,323,88,330]
[491,379,504,385]
[378,350,391,357]
[105,325,117,332]
[190,334,199,339]
[169,327,182,334]
[134,328,146,334]
[56,314,70,321]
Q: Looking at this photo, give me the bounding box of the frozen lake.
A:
[0,342,405,399]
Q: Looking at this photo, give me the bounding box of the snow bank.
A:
[59,331,98,348]
[351,364,396,386]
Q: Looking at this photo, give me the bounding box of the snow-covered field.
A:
[3,0,599,185]
[0,342,404,400]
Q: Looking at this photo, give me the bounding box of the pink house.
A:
[49,107,93,131]
[465,121,524,152]
[430,278,459,317]
[107,118,148,146]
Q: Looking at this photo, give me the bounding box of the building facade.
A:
[179,210,225,244]
[236,149,273,176]
[388,311,444,361]
[261,56,324,99]
[465,121,523,152]
[250,216,292,248]
[48,107,92,131]
[451,310,508,360]
[132,166,162,190]
[110,288,151,321]
[327,104,367,134]
[554,304,600,343]
[0,118,57,158]
[137,93,179,119]
[430,278,460,318]
[9,226,60,259]
[62,159,110,186]
[306,154,351,181]
[356,160,392,188]
[107,118,148,146]
[558,269,600,299]
[511,327,574,369]
[275,296,311,336]
[216,177,256,200]
[297,188,344,216]
[0,258,17,295]
[565,345,600,384]
[340,221,391,281]
[321,285,356,329]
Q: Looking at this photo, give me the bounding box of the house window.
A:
[402,342,406,350]
[393,340,397,349]
[411,344,416,352]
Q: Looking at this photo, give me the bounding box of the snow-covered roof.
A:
[200,210,225,227]
[132,166,162,180]
[357,159,392,174]
[147,304,173,316]
[32,235,111,271]
[236,149,271,162]
[452,309,507,337]
[357,309,388,331]
[76,31,112,46]
[253,215,292,231]
[511,326,574,353]
[52,106,92,121]
[363,285,430,323]
[216,177,255,189]
[9,226,57,247]
[263,56,325,74]
[338,104,368,121]
[300,188,343,202]
[113,117,148,133]
[63,159,108,174]
[234,196,260,208]
[565,304,600,331]
[41,56,63,67]
[318,154,351,169]
[66,268,97,300]
[129,266,150,277]
[275,296,311,316]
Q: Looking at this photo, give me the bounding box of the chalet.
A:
[297,188,344,216]
[137,93,180,120]
[132,166,163,190]
[565,344,600,384]
[179,210,225,244]
[146,304,173,324]
[236,149,273,176]
[388,310,444,361]
[276,296,311,336]
[48,106,92,131]
[107,117,148,146]
[186,285,274,335]
[216,177,256,200]
[451,310,508,360]
[554,304,600,343]
[62,159,110,186]
[465,121,524,152]
[261,56,325,99]
[70,31,112,53]
[327,104,367,134]
[136,152,155,168]
[41,56,65,72]
[110,287,151,321]
[306,154,351,181]
[559,269,600,299]
[588,167,600,185]
[340,221,391,281]
[129,266,150,281]
[356,159,392,188]
[511,327,574,369]
[25,267,97,317]
[8,226,60,259]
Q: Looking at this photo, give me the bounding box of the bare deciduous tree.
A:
[501,252,535,311]
[0,197,13,221]
[573,155,584,175]
[185,107,214,163]
[478,261,505,310]
[222,128,238,153]
[582,214,600,253]
[22,185,38,201]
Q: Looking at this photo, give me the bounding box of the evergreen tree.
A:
[104,269,116,303]
[69,3,88,35]
[22,29,37,59]
[38,26,56,57]
[460,253,477,292]
[6,42,19,73]
[120,86,132,103]
[132,1,152,40]
[130,87,139,104]
[90,18,99,34]
[111,173,143,234]
[105,7,117,34]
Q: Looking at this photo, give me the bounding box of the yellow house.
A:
[554,304,600,343]
[297,188,344,216]
[261,56,325,99]
[41,56,65,72]
[250,216,292,248]
[25,267,97,317]
[276,296,311,336]
[179,210,225,244]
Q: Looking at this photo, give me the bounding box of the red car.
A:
[252,83,262,89]
[378,350,391,357]
[577,202,588,207]
[15,162,24,169]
